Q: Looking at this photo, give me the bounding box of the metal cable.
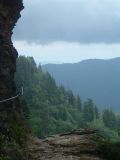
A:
[0,95,19,104]
[0,86,23,104]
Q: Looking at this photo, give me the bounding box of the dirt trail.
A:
[28,129,105,160]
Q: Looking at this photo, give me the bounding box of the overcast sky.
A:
[13,0,120,64]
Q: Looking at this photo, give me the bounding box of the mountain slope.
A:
[15,56,86,138]
[43,58,120,111]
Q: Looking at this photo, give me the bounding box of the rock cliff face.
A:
[0,0,23,106]
[0,0,25,159]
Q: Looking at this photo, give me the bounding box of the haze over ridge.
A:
[43,57,120,112]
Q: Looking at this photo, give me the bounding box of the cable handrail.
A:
[0,86,23,104]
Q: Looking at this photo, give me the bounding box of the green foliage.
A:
[102,109,118,129]
[0,111,27,160]
[89,120,120,142]
[0,134,5,150]
[15,56,120,142]
[8,113,26,146]
[15,56,85,138]
[83,99,97,122]
[76,95,82,112]
[0,156,9,160]
[14,56,120,160]
[92,134,120,160]
[20,97,30,120]
[99,141,120,160]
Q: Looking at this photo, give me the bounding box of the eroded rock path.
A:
[28,129,105,160]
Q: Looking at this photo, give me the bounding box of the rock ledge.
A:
[28,129,105,160]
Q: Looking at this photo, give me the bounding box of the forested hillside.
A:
[16,56,85,138]
[43,58,120,111]
[16,56,120,141]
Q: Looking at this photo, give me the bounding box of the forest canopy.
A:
[15,56,120,140]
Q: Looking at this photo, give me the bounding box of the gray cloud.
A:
[13,0,120,44]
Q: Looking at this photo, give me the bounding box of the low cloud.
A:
[14,40,120,64]
[13,0,120,44]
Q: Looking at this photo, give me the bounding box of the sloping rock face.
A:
[28,129,105,160]
[0,0,25,159]
[0,1,23,107]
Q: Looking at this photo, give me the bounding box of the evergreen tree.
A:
[102,109,117,129]
[67,89,75,105]
[94,105,100,119]
[83,99,95,122]
[15,56,79,137]
[76,95,82,112]
[15,56,120,140]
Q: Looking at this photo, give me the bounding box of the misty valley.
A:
[1,0,120,160]
[43,57,120,112]
[15,56,120,151]
[16,56,120,140]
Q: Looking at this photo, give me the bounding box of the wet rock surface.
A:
[0,0,23,129]
[0,1,25,159]
[0,0,23,105]
[28,129,105,160]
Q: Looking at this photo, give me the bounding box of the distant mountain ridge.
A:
[42,57,120,111]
